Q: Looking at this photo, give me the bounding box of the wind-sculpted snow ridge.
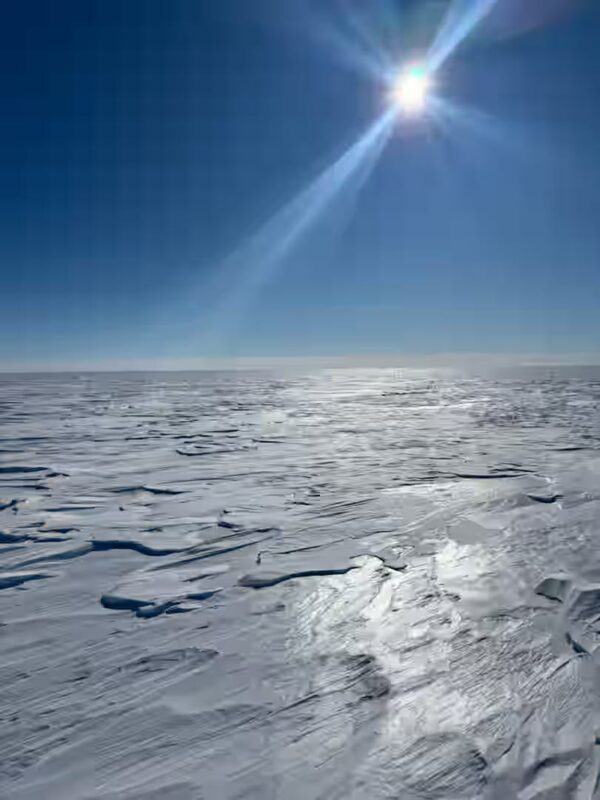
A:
[3,367,600,797]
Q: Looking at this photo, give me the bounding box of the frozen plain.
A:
[2,367,600,798]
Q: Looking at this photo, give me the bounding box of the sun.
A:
[390,64,432,116]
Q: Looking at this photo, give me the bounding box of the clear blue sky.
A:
[1,0,600,367]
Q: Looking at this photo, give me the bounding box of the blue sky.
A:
[1,0,600,368]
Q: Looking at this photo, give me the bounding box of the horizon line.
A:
[2,352,600,374]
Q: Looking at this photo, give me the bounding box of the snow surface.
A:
[2,368,600,798]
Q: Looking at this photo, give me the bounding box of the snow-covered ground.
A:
[2,368,600,798]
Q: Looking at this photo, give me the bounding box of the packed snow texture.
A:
[2,368,600,798]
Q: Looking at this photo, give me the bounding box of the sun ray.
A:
[428,0,498,72]
[195,109,397,351]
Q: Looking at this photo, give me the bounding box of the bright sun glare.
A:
[390,64,431,115]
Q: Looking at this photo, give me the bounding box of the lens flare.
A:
[390,64,432,115]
